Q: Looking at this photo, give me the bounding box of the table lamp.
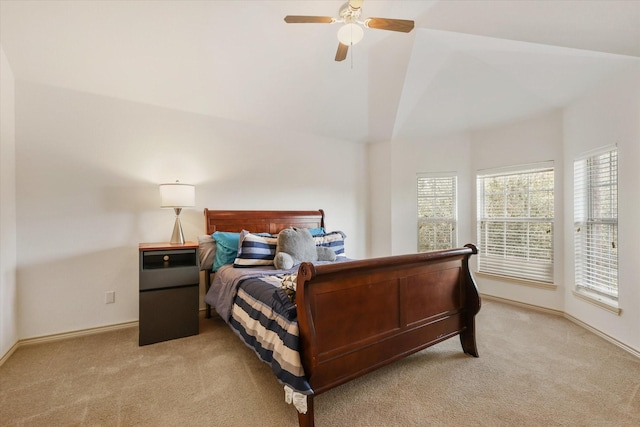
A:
[159,181,195,244]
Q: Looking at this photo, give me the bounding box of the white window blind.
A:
[477,164,554,283]
[574,147,618,301]
[417,174,457,252]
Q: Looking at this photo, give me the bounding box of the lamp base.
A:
[170,214,185,245]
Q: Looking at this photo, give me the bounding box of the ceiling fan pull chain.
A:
[351,25,354,69]
[349,21,353,70]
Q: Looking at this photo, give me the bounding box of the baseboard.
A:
[563,312,640,358]
[0,320,138,367]
[19,320,139,347]
[481,293,640,358]
[480,293,564,316]
[1,308,212,366]
[0,340,20,367]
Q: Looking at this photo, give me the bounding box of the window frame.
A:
[476,162,555,284]
[573,146,619,309]
[417,173,458,252]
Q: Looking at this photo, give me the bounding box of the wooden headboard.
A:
[204,209,325,235]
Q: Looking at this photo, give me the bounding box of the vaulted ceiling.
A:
[1,0,639,143]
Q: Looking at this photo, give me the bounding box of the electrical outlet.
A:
[105,291,115,304]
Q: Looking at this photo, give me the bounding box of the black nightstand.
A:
[138,242,199,346]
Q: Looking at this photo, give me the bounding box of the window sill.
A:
[572,289,621,315]
[475,272,557,290]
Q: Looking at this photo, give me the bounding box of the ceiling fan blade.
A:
[365,18,415,33]
[335,43,348,62]
[349,0,364,9]
[284,16,334,24]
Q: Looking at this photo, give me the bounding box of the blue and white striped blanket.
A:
[204,265,312,394]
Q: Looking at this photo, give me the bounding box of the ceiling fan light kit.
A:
[284,0,414,62]
[337,23,364,46]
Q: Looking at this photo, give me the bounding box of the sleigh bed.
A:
[201,209,481,427]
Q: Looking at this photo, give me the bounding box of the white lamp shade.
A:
[159,183,195,208]
[337,23,364,46]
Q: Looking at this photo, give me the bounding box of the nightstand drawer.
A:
[139,266,199,291]
[141,249,197,269]
[139,285,199,346]
[139,248,199,291]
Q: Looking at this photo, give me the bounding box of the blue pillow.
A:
[212,231,241,271]
[307,227,326,236]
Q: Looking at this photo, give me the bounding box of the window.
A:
[476,163,554,283]
[574,147,618,303]
[417,174,457,252]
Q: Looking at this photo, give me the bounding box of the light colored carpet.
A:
[1,300,639,426]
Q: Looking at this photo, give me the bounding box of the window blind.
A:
[574,147,618,300]
[477,164,554,283]
[417,174,457,252]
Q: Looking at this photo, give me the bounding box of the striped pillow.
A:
[233,230,278,267]
[313,231,346,256]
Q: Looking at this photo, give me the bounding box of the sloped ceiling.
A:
[1,0,639,143]
[394,29,640,140]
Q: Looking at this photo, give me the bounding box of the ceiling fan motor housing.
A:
[339,2,362,24]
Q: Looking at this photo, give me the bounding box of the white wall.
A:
[15,81,366,339]
[563,67,640,352]
[384,110,564,312]
[366,140,392,257]
[389,133,472,255]
[378,72,640,354]
[0,45,18,359]
[7,63,640,356]
[470,110,565,311]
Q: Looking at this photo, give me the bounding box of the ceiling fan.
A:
[284,0,415,61]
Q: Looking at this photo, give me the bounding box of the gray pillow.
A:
[197,235,216,271]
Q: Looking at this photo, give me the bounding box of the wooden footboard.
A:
[295,245,480,427]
